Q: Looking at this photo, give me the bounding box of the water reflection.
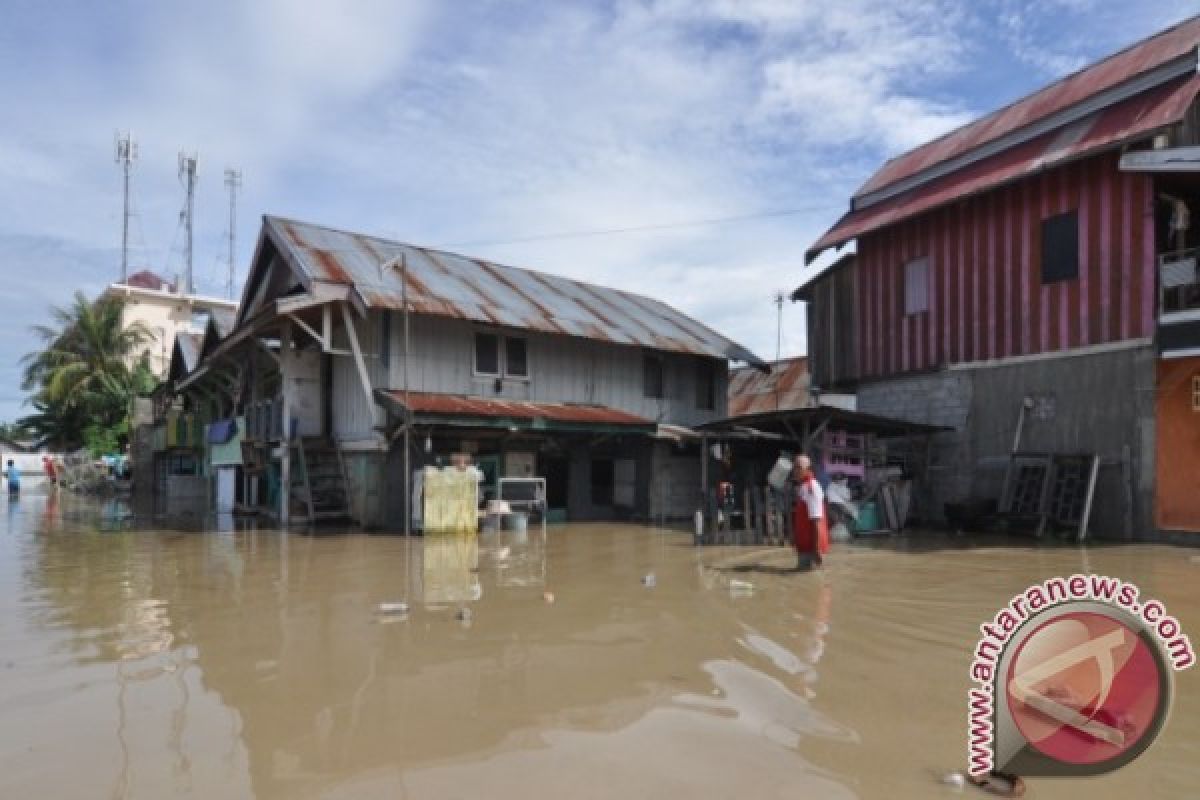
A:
[2,503,1199,798]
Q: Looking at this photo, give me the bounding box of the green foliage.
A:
[18,291,160,451]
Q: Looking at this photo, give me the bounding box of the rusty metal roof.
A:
[209,307,237,338]
[377,390,654,428]
[808,72,1200,262]
[854,15,1200,202]
[728,357,810,417]
[170,332,203,382]
[264,216,766,368]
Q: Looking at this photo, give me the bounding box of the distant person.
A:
[42,456,57,486]
[792,455,829,569]
[5,459,19,496]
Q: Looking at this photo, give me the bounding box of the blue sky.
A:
[0,0,1194,422]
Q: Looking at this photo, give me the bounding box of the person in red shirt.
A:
[792,455,830,570]
[42,456,57,486]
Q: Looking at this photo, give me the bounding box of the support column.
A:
[280,321,292,527]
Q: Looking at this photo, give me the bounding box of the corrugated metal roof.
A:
[855,15,1200,200]
[807,73,1200,262]
[728,357,810,417]
[209,307,237,338]
[378,390,653,426]
[264,216,766,367]
[172,332,203,378]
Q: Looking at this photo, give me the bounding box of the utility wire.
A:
[441,204,839,249]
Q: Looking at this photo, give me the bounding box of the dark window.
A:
[591,458,614,506]
[643,354,664,398]
[696,358,717,411]
[474,332,499,374]
[505,336,528,378]
[1041,211,1079,284]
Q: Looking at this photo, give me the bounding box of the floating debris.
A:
[378,602,409,615]
[940,771,965,789]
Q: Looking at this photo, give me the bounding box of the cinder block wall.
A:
[857,345,1156,539]
[858,371,974,524]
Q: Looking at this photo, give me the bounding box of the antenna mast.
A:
[114,132,137,282]
[178,151,198,294]
[224,168,242,301]
[774,291,784,362]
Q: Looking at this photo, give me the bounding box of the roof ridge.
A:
[854,13,1200,199]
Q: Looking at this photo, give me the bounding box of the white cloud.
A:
[0,0,1197,422]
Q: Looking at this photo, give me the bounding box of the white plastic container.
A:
[767,456,793,491]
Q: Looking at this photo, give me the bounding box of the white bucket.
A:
[767,456,793,491]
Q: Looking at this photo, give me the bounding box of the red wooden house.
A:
[798,16,1200,537]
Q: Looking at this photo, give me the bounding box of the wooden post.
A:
[280,321,291,527]
[699,433,708,537]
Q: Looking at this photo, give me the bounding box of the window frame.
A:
[1040,210,1080,284]
[903,256,930,316]
[473,329,531,380]
[473,331,501,377]
[504,335,529,380]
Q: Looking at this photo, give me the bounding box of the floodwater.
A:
[1,492,1198,799]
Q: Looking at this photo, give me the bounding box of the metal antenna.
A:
[114,132,138,282]
[774,291,784,362]
[224,168,242,301]
[774,291,785,411]
[178,151,199,294]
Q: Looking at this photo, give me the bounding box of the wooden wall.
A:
[328,310,731,440]
[851,151,1157,381]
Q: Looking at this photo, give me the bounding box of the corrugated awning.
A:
[375,390,656,433]
[806,73,1200,264]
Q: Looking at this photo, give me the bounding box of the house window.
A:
[904,257,929,315]
[643,354,664,399]
[474,332,500,375]
[1041,210,1079,283]
[696,358,716,411]
[475,331,529,378]
[505,336,528,378]
[1192,376,1200,412]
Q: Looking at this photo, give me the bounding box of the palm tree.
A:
[19,292,157,452]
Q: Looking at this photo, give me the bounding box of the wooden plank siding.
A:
[848,151,1157,382]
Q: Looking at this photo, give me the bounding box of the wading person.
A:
[5,459,19,497]
[792,455,829,569]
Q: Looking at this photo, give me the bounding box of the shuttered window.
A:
[904,257,929,315]
[1041,211,1079,283]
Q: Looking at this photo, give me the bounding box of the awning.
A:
[806,73,1200,264]
[375,390,656,434]
[697,405,951,438]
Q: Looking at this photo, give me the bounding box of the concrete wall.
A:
[858,343,1156,539]
[108,285,237,378]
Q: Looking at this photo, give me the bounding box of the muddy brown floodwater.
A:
[1,492,1198,798]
